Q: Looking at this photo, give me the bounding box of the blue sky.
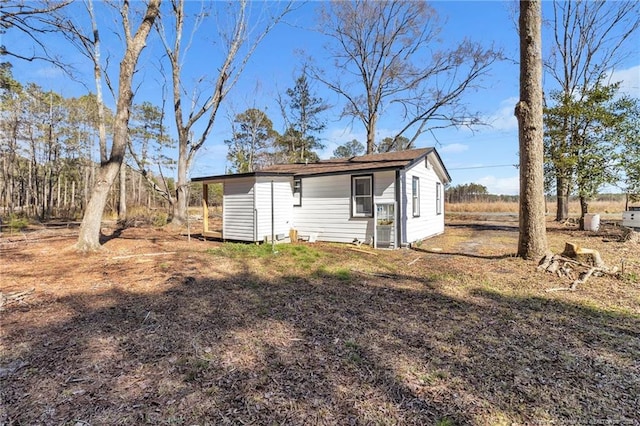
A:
[4,1,639,195]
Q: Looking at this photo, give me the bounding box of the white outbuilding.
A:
[192,148,451,249]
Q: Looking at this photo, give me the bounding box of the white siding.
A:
[222,177,256,241]
[255,177,294,241]
[402,155,445,243]
[292,171,395,243]
[375,171,396,200]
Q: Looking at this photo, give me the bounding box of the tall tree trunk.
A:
[76,0,161,251]
[83,163,91,211]
[27,159,34,217]
[63,178,67,210]
[71,180,76,211]
[77,161,120,248]
[366,115,377,154]
[118,161,127,222]
[516,0,548,259]
[172,139,188,225]
[57,177,61,211]
[579,195,589,230]
[555,175,570,221]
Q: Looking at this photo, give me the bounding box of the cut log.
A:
[546,260,559,274]
[570,267,596,290]
[537,253,554,271]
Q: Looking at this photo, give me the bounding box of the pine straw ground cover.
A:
[1,218,639,425]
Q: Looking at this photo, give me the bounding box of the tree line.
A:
[0,69,181,221]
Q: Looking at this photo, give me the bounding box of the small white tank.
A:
[584,213,600,231]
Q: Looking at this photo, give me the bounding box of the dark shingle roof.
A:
[258,148,433,176]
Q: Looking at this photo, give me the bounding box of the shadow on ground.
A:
[2,255,639,425]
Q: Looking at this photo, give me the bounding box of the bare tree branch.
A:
[312,0,501,154]
[156,0,295,224]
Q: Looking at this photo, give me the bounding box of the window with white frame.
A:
[293,178,302,206]
[436,182,442,215]
[352,175,373,217]
[412,176,420,217]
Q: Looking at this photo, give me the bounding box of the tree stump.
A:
[561,242,605,268]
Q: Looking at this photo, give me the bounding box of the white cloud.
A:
[485,97,519,132]
[325,127,365,145]
[475,175,520,196]
[34,66,65,80]
[439,143,469,154]
[607,64,640,98]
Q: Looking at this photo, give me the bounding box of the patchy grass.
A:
[1,219,639,425]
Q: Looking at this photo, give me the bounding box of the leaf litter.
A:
[1,218,639,425]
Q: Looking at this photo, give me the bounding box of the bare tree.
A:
[314,0,501,154]
[3,1,111,163]
[0,1,73,65]
[76,0,161,251]
[544,0,640,221]
[156,0,293,225]
[516,0,547,259]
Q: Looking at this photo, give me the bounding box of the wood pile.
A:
[620,226,639,243]
[538,242,618,292]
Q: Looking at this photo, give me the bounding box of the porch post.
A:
[202,183,209,234]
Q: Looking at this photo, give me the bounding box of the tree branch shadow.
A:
[2,261,639,425]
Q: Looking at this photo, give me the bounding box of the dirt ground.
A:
[2,216,639,425]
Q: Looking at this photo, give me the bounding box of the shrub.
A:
[151,211,168,227]
[6,214,29,232]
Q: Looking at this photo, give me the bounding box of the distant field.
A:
[446,199,628,216]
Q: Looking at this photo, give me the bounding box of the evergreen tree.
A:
[225,108,276,173]
[332,139,365,158]
[376,136,411,153]
[617,100,640,198]
[276,67,328,162]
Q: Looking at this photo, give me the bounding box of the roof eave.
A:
[191,171,295,183]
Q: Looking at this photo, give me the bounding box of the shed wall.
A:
[255,177,294,241]
[222,177,256,241]
[403,155,445,243]
[292,171,396,243]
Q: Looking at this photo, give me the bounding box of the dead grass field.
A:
[1,217,639,425]
[446,199,627,215]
